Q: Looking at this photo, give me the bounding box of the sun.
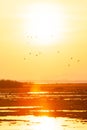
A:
[23,3,65,45]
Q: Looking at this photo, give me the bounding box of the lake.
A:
[0,83,87,130]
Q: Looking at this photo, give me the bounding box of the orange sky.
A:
[0,0,87,82]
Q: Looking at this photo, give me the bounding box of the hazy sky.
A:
[0,0,87,82]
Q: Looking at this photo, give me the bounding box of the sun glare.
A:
[23,3,65,45]
[30,116,63,130]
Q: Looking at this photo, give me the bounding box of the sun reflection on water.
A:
[29,116,63,130]
[0,115,87,130]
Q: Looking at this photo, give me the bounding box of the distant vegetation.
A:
[0,80,22,88]
[0,79,87,92]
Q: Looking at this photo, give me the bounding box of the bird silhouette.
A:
[35,54,38,56]
[29,52,31,55]
[77,59,80,62]
[68,63,70,67]
[24,58,26,60]
[57,51,60,54]
[70,57,73,60]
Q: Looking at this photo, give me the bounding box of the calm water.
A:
[0,86,87,130]
[0,115,87,130]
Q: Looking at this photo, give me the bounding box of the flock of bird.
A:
[24,34,80,67]
[24,50,80,68]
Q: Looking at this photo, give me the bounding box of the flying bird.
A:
[57,51,60,54]
[70,57,73,60]
[35,54,38,56]
[24,58,26,60]
[68,63,70,67]
[77,59,80,62]
[29,52,31,55]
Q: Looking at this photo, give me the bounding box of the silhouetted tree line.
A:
[0,79,22,88]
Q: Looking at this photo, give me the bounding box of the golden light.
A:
[23,3,66,45]
[30,116,63,130]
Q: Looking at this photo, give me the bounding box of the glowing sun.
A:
[24,3,65,45]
